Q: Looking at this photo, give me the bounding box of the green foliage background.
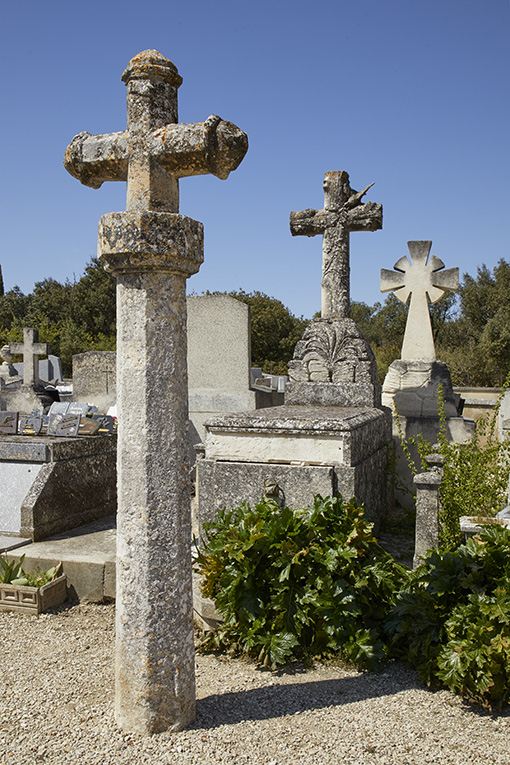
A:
[1,257,510,385]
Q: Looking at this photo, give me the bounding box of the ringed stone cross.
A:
[289,171,382,319]
[64,50,248,736]
[10,328,50,387]
[380,241,459,360]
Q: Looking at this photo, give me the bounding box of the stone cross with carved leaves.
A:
[64,50,248,737]
[380,241,459,360]
[290,171,382,319]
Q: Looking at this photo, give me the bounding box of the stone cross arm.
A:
[380,242,459,305]
[64,114,248,190]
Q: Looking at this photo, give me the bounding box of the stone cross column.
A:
[380,241,459,360]
[10,328,50,387]
[64,50,247,735]
[290,171,382,319]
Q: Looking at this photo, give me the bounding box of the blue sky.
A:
[1,0,508,320]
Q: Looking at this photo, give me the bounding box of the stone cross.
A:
[289,171,382,319]
[9,328,50,387]
[64,50,247,736]
[380,241,459,360]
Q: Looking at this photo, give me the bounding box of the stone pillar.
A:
[413,465,442,568]
[100,212,203,733]
[64,50,247,735]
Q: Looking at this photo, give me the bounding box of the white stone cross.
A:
[290,171,382,319]
[64,50,247,736]
[380,241,459,360]
[10,328,50,387]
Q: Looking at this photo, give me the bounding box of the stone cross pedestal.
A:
[290,171,382,319]
[286,172,382,408]
[9,328,50,387]
[380,241,458,360]
[64,50,247,735]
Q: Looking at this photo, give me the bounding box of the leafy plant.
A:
[0,554,61,587]
[195,495,407,669]
[386,525,510,707]
[0,554,25,583]
[394,380,510,548]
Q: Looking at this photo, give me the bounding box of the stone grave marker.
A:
[381,240,459,360]
[19,414,43,436]
[9,328,50,388]
[64,49,247,734]
[0,412,18,435]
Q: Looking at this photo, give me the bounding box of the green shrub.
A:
[195,495,407,669]
[395,381,510,548]
[386,525,510,707]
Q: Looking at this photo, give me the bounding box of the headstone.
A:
[72,298,282,447]
[198,172,389,537]
[72,351,116,411]
[13,354,63,384]
[64,49,247,734]
[9,328,50,388]
[286,171,383,408]
[0,412,18,435]
[380,242,474,509]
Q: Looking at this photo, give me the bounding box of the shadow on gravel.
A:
[192,666,424,729]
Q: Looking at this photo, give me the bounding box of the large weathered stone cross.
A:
[290,171,382,319]
[10,328,50,387]
[64,49,248,213]
[380,241,459,360]
[63,50,248,737]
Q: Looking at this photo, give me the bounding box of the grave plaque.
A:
[48,413,81,437]
[0,412,19,435]
[19,415,43,436]
[78,418,101,436]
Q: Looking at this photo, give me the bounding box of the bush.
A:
[386,525,510,707]
[195,495,407,669]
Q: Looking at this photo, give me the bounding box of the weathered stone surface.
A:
[201,405,391,529]
[381,241,458,361]
[9,328,50,388]
[287,318,380,407]
[382,359,458,417]
[64,49,247,735]
[197,461,335,531]
[290,171,382,320]
[0,434,116,540]
[413,470,441,567]
[73,351,116,410]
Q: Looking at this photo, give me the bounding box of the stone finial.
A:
[380,241,458,361]
[290,171,382,319]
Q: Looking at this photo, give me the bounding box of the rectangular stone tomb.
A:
[0,434,117,540]
[197,404,391,533]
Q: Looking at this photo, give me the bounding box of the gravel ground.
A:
[1,603,509,765]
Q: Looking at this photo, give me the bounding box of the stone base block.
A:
[0,435,117,541]
[382,359,458,417]
[198,404,391,534]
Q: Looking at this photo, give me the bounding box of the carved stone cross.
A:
[64,50,247,736]
[10,328,50,387]
[380,241,459,360]
[290,171,382,319]
[64,50,248,213]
